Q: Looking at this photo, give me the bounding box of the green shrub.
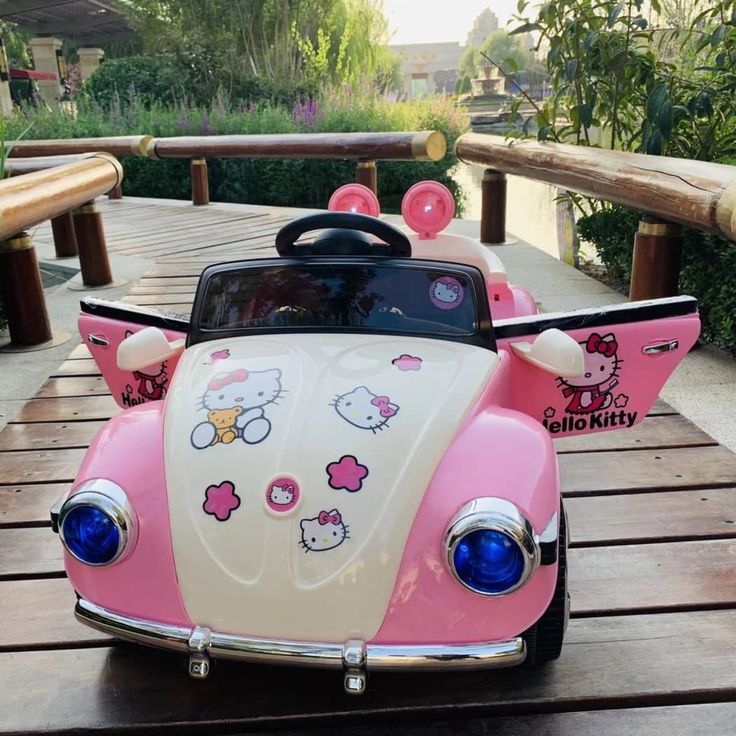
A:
[7,91,467,212]
[578,206,736,354]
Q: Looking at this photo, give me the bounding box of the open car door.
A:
[495,296,700,438]
[78,298,189,409]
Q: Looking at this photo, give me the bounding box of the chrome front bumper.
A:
[76,598,526,694]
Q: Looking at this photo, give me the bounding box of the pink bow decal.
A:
[208,368,248,391]
[586,333,617,357]
[281,483,294,494]
[318,510,342,525]
[370,395,397,418]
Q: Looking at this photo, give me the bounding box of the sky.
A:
[383,0,520,45]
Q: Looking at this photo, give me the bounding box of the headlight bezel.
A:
[444,497,540,596]
[58,479,137,567]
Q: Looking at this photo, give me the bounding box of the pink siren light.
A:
[401,180,455,239]
[328,184,381,218]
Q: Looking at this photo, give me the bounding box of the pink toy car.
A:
[54,212,700,694]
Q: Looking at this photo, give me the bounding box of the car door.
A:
[495,296,700,438]
[78,297,189,409]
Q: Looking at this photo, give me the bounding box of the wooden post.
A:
[0,232,53,345]
[481,169,507,244]
[191,158,209,205]
[629,216,683,301]
[50,212,78,258]
[356,160,377,195]
[107,183,123,200]
[72,200,113,287]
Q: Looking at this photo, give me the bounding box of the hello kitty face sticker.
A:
[559,333,621,415]
[327,455,368,492]
[265,476,301,515]
[331,386,399,433]
[429,276,464,310]
[203,480,240,522]
[299,509,350,553]
[191,368,285,449]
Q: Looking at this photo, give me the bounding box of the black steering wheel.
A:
[275,212,412,258]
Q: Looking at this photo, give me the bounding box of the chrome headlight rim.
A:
[58,479,137,567]
[444,497,540,597]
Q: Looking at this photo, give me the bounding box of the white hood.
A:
[163,333,497,641]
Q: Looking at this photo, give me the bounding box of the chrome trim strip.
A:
[444,497,540,596]
[75,599,526,672]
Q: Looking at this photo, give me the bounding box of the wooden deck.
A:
[2,198,736,734]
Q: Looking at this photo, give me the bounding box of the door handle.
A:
[642,340,679,355]
[87,333,109,347]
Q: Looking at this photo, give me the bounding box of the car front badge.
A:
[203,480,240,522]
[429,276,464,310]
[392,353,422,371]
[190,367,285,449]
[299,509,350,553]
[331,386,399,432]
[264,476,301,516]
[543,330,638,435]
[326,455,368,492]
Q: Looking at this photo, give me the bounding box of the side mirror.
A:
[117,327,185,372]
[510,328,584,377]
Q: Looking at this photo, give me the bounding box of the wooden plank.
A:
[565,488,736,546]
[122,294,194,307]
[560,446,736,496]
[34,377,110,399]
[50,358,100,377]
[0,528,62,579]
[0,483,68,527]
[649,398,676,415]
[0,579,109,650]
[570,539,736,615]
[67,344,91,360]
[7,528,735,613]
[567,488,736,546]
[0,611,734,733]
[555,414,715,453]
[0,422,104,451]
[0,449,86,485]
[14,396,119,422]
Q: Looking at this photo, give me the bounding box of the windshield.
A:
[197,263,480,337]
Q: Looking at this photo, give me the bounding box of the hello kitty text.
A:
[191,367,285,449]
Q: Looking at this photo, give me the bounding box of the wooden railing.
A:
[0,154,123,348]
[10,131,447,205]
[456,132,736,300]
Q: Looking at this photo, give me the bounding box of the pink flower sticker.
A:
[203,481,240,521]
[209,349,230,364]
[614,393,629,408]
[265,476,301,514]
[327,455,369,492]
[392,354,422,371]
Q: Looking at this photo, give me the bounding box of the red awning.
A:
[9,69,58,81]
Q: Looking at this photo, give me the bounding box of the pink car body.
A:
[56,209,700,694]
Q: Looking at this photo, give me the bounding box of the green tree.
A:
[460,29,532,79]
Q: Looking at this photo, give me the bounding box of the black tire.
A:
[522,503,569,667]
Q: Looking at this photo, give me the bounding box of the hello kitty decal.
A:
[122,330,169,407]
[299,509,350,553]
[429,276,464,310]
[543,331,638,435]
[332,386,399,432]
[191,368,285,449]
[265,477,301,514]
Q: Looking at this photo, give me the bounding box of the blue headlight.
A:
[61,505,121,565]
[58,483,135,567]
[452,529,526,594]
